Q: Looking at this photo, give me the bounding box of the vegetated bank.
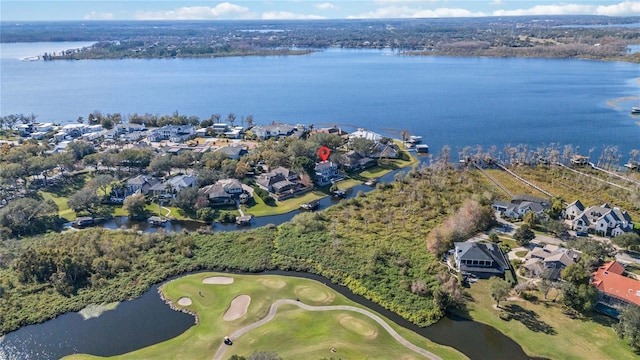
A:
[0,165,498,335]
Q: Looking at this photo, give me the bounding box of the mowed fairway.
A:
[64,273,466,360]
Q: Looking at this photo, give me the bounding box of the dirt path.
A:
[212,299,442,360]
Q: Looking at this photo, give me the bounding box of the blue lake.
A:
[1,43,639,161]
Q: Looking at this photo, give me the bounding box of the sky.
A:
[1,0,639,21]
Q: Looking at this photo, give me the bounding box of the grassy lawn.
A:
[461,280,637,360]
[40,191,76,221]
[515,250,528,258]
[63,273,466,360]
[243,190,326,217]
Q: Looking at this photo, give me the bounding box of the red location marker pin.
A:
[318,146,331,162]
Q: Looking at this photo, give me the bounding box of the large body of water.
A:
[2,42,639,161]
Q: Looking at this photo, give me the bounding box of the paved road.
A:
[212,299,442,360]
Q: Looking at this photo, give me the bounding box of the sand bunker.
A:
[223,295,251,321]
[202,276,234,285]
[178,297,192,306]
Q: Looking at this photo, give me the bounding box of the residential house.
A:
[199,178,251,206]
[564,199,585,220]
[492,195,551,220]
[567,201,634,237]
[147,125,196,143]
[35,123,54,133]
[125,175,160,196]
[211,123,230,135]
[592,261,640,310]
[314,161,340,186]
[523,244,580,280]
[349,128,382,142]
[215,145,248,160]
[308,126,348,138]
[256,167,310,200]
[251,123,303,140]
[61,124,88,138]
[149,175,196,198]
[370,142,399,159]
[340,151,376,171]
[453,242,508,279]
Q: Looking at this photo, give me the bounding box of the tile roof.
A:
[592,261,640,307]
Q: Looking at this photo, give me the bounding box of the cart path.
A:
[212,299,442,360]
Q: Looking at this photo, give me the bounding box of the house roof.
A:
[512,194,550,206]
[592,261,640,307]
[215,146,246,158]
[454,242,508,271]
[567,199,585,211]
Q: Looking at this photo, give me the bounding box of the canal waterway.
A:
[0,271,533,360]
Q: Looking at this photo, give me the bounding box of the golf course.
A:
[63,273,466,360]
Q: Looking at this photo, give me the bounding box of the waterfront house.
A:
[349,128,382,142]
[147,125,196,143]
[251,123,302,140]
[566,201,634,237]
[453,242,508,279]
[149,175,196,198]
[314,161,340,186]
[125,175,160,196]
[199,178,251,206]
[256,167,310,200]
[492,195,550,220]
[592,261,640,309]
[340,151,376,171]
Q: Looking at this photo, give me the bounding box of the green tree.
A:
[172,187,199,217]
[247,352,282,360]
[88,174,115,197]
[68,188,101,215]
[123,193,147,220]
[614,305,640,351]
[513,224,535,246]
[0,198,59,237]
[66,140,95,160]
[489,277,512,308]
[612,232,640,250]
[522,211,538,228]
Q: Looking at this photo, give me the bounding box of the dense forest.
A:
[1,16,639,62]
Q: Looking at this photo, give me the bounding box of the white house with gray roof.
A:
[565,200,634,237]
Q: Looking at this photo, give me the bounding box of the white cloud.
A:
[135,2,250,20]
[374,0,438,4]
[349,6,486,19]
[83,11,114,20]
[315,2,339,10]
[262,11,325,20]
[492,1,640,16]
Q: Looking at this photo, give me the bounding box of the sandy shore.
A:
[223,295,251,321]
[202,276,234,285]
[178,297,193,306]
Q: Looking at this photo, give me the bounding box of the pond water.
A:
[0,271,534,360]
